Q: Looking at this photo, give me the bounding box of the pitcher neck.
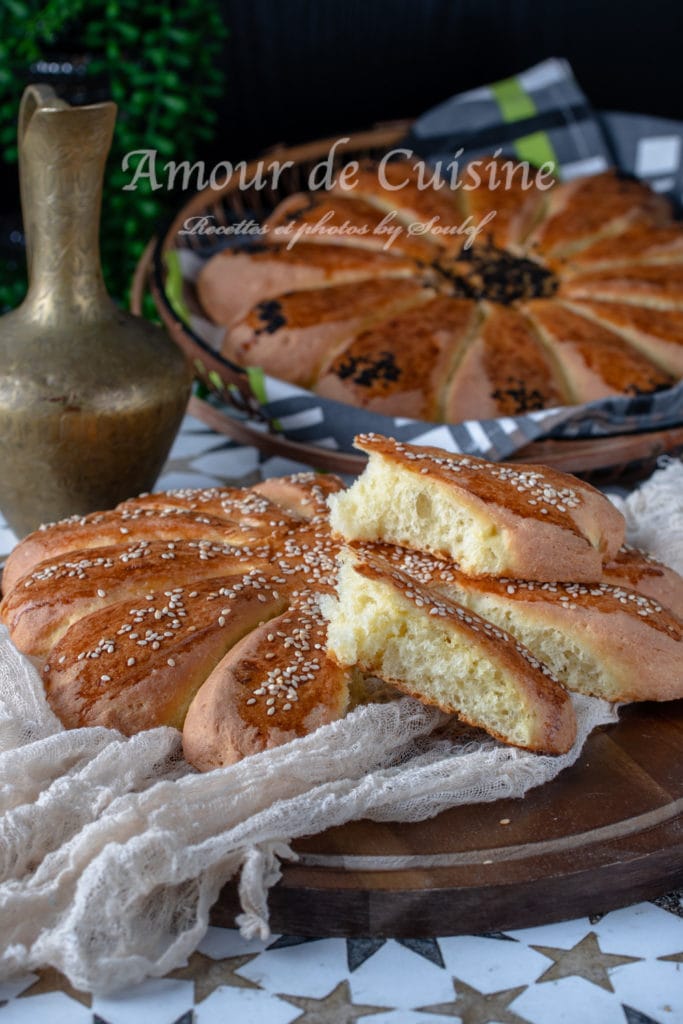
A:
[19,96,117,323]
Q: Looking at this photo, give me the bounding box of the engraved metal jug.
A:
[0,84,192,539]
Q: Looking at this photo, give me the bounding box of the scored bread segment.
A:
[526,300,674,403]
[325,547,577,755]
[0,538,274,659]
[43,573,290,733]
[223,278,434,389]
[328,434,625,582]
[315,296,479,421]
[182,587,350,769]
[603,546,683,619]
[197,242,421,329]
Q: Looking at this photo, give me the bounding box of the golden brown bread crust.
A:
[315,296,478,419]
[338,433,625,581]
[0,473,354,768]
[1,488,301,595]
[222,279,434,388]
[332,160,466,251]
[444,303,570,419]
[458,156,551,251]
[197,242,421,328]
[564,300,683,377]
[526,171,672,259]
[526,300,674,402]
[558,222,683,271]
[182,587,349,768]
[603,545,683,619]
[43,574,290,733]
[560,263,683,309]
[2,437,681,768]
[264,192,440,262]
[251,472,346,520]
[0,539,273,659]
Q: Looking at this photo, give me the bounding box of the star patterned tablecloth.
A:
[0,412,681,1024]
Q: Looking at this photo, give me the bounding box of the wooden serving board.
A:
[211,700,683,936]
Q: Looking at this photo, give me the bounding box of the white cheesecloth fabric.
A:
[0,458,681,993]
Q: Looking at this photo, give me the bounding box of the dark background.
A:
[212,0,683,163]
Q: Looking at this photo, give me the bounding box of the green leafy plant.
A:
[0,0,227,311]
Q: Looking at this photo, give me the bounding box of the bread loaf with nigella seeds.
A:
[196,163,682,420]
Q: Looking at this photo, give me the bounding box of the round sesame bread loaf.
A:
[2,437,681,768]
[328,434,626,582]
[197,161,682,420]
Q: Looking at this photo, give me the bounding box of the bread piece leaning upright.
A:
[328,433,625,582]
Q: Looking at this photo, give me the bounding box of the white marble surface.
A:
[0,414,681,1024]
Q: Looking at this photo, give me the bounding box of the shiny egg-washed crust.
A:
[197,243,421,330]
[331,160,467,252]
[196,165,682,419]
[560,263,683,310]
[564,300,683,377]
[525,171,672,259]
[223,278,435,388]
[263,192,441,263]
[457,156,550,251]
[557,222,683,271]
[0,473,352,768]
[0,474,349,663]
[603,545,683,620]
[443,303,570,420]
[315,296,479,420]
[2,439,682,767]
[349,541,682,704]
[526,300,675,402]
[329,434,625,582]
[1,487,302,594]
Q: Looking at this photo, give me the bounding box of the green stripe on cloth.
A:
[490,76,558,173]
[490,75,537,123]
[514,131,558,173]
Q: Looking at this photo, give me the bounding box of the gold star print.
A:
[17,967,92,1007]
[168,951,261,1002]
[531,931,641,992]
[278,980,388,1023]
[419,977,529,1023]
[658,952,683,963]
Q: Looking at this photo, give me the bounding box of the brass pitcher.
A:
[0,84,193,538]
